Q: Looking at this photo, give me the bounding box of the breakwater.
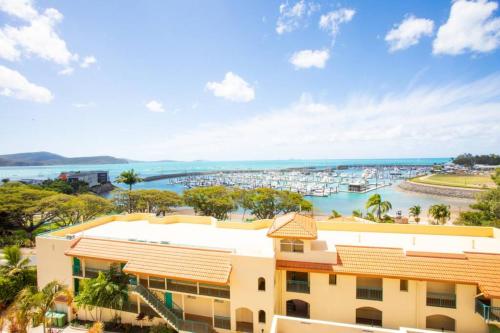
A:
[399,181,482,199]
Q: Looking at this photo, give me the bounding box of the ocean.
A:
[0,157,471,215]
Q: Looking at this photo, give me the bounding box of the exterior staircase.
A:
[131,284,212,333]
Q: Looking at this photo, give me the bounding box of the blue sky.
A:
[0,0,499,161]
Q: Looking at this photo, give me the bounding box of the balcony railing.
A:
[199,284,230,299]
[84,268,101,279]
[476,299,500,322]
[149,279,166,290]
[286,280,310,293]
[167,280,198,294]
[426,292,456,309]
[356,287,383,301]
[214,316,231,329]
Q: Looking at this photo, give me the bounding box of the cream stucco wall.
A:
[277,271,489,333]
[36,236,74,289]
[229,254,276,333]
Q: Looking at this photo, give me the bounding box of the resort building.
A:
[58,171,109,188]
[36,213,500,333]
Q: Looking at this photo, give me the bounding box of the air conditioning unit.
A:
[66,234,75,240]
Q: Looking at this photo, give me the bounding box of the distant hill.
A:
[0,152,129,166]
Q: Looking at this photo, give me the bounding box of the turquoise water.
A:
[1,157,470,215]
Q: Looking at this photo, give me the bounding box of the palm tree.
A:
[116,169,143,191]
[6,281,71,333]
[1,245,30,276]
[329,210,342,219]
[31,281,72,333]
[352,209,363,218]
[5,287,37,333]
[428,204,451,225]
[116,169,143,213]
[365,194,392,221]
[409,205,422,223]
[74,270,129,322]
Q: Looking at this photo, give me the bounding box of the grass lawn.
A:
[412,174,495,189]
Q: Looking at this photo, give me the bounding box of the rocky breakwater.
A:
[399,181,483,199]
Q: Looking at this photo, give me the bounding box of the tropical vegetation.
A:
[74,268,129,322]
[453,153,500,168]
[2,280,71,333]
[428,204,451,225]
[113,189,182,216]
[0,246,37,308]
[115,169,144,213]
[456,187,499,227]
[365,194,392,221]
[329,210,342,219]
[408,205,422,223]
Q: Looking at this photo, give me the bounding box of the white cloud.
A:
[290,49,330,69]
[0,30,20,61]
[0,0,79,66]
[0,0,38,21]
[206,72,255,102]
[276,0,319,34]
[58,67,74,76]
[149,74,500,160]
[385,15,434,52]
[146,100,165,112]
[80,55,97,68]
[0,65,53,103]
[319,8,355,40]
[433,0,500,55]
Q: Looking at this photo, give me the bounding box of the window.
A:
[280,239,304,253]
[329,274,337,285]
[400,279,408,291]
[258,277,266,291]
[258,310,266,323]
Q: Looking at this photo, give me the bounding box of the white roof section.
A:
[75,220,275,257]
[74,219,500,256]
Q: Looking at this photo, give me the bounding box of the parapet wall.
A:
[47,213,497,239]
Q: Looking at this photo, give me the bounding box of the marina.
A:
[163,166,430,197]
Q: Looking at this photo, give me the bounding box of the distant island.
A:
[0,152,129,166]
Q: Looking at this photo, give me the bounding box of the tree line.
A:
[453,153,500,167]
[0,169,313,246]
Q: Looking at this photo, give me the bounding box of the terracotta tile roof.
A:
[277,245,500,298]
[65,237,232,285]
[267,213,317,239]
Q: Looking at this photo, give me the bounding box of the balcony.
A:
[426,292,456,309]
[199,284,230,299]
[476,299,500,322]
[356,287,383,301]
[84,268,101,279]
[149,278,166,290]
[214,316,231,330]
[286,280,310,294]
[167,279,198,294]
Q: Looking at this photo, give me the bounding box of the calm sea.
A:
[1,157,471,215]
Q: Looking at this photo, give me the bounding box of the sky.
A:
[0,0,500,161]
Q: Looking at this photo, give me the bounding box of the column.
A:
[211,299,215,327]
[182,294,186,319]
